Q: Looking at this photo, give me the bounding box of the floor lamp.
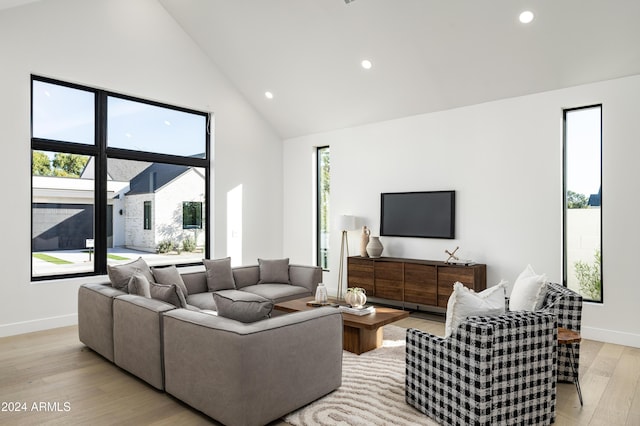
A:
[337,215,356,300]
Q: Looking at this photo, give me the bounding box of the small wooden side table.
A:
[558,327,583,406]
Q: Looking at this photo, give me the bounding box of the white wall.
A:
[283,74,640,348]
[0,0,283,336]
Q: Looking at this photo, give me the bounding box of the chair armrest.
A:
[541,282,583,331]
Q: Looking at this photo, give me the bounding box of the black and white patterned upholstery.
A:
[406,311,558,426]
[540,282,583,382]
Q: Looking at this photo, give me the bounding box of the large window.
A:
[317,146,330,270]
[31,76,210,280]
[563,105,602,302]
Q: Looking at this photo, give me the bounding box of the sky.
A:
[565,106,601,197]
[32,80,207,159]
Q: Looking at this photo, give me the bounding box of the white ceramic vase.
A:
[359,226,370,257]
[366,236,384,258]
[315,283,328,303]
[345,288,367,309]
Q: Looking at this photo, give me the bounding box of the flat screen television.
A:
[380,190,455,239]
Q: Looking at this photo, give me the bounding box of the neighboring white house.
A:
[121,163,205,252]
[32,158,205,253]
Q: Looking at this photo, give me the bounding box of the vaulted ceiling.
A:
[4,0,640,139]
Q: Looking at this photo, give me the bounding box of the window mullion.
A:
[94,91,108,275]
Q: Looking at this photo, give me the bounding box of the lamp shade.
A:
[337,214,356,231]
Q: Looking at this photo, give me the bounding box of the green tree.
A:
[319,148,330,234]
[574,249,601,300]
[32,151,52,176]
[51,153,89,177]
[567,190,588,209]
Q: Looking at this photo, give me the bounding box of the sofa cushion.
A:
[186,292,217,311]
[509,264,547,311]
[445,281,506,337]
[213,290,273,323]
[128,273,152,298]
[241,284,310,303]
[152,265,189,296]
[107,257,154,292]
[204,257,236,291]
[258,258,290,284]
[149,281,188,309]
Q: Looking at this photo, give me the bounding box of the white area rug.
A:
[284,325,438,426]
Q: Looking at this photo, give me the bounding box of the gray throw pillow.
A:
[152,265,189,296]
[213,290,273,323]
[107,257,154,291]
[128,273,152,298]
[203,257,236,291]
[258,258,290,284]
[149,281,188,308]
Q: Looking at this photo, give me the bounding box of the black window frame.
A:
[182,201,203,230]
[562,104,603,303]
[30,75,211,281]
[316,146,330,270]
[143,201,152,230]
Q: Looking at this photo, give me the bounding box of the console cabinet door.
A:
[437,267,475,308]
[404,263,437,306]
[347,257,374,295]
[374,262,403,301]
[347,257,486,311]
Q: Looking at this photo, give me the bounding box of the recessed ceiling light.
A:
[164,120,171,126]
[361,59,372,70]
[265,91,274,99]
[519,10,534,24]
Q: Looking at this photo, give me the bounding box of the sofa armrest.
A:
[289,264,322,294]
[113,295,176,390]
[163,307,342,426]
[78,282,126,362]
[232,264,260,289]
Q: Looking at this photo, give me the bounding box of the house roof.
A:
[126,163,190,195]
[80,157,152,182]
[107,159,152,182]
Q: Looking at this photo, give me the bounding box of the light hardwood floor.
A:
[0,316,638,425]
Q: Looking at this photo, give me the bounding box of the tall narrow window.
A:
[143,201,152,230]
[564,105,602,302]
[317,146,330,270]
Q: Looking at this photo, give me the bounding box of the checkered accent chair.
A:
[540,282,583,382]
[406,311,558,426]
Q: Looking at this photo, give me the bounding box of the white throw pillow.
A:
[444,281,507,338]
[509,264,547,311]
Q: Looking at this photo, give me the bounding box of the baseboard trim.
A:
[0,314,78,338]
[582,325,640,348]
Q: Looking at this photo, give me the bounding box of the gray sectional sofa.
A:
[78,260,343,426]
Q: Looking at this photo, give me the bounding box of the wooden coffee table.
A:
[274,297,409,355]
